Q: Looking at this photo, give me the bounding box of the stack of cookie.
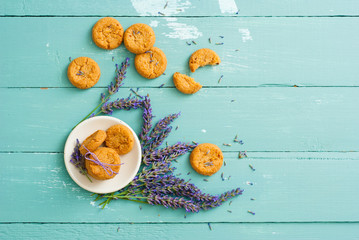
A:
[80,124,134,180]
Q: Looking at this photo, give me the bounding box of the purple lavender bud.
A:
[139,95,153,147]
[144,126,172,154]
[143,142,197,165]
[100,97,143,115]
[108,58,130,95]
[147,194,200,212]
[144,112,180,148]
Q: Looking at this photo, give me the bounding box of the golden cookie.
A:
[105,124,134,155]
[85,147,121,180]
[190,143,223,176]
[189,48,221,73]
[92,17,124,50]
[173,72,202,94]
[124,23,156,54]
[67,57,101,89]
[79,130,107,156]
[135,47,167,79]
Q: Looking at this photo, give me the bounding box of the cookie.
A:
[173,72,202,94]
[135,47,167,79]
[67,57,101,89]
[79,130,107,156]
[85,147,121,180]
[105,124,134,155]
[190,143,224,176]
[189,48,221,72]
[124,23,156,54]
[92,17,124,50]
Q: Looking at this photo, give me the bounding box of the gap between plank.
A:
[1,221,359,224]
[0,15,359,18]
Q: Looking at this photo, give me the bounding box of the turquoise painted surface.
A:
[1,17,359,87]
[1,0,358,239]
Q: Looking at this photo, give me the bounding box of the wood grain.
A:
[1,223,359,240]
[1,152,358,222]
[0,17,358,87]
[1,88,358,152]
[1,0,358,16]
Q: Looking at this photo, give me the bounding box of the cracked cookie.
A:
[79,130,107,156]
[190,143,223,176]
[67,57,101,89]
[92,17,124,50]
[173,72,202,94]
[124,23,156,54]
[189,48,221,73]
[105,124,134,155]
[85,147,121,180]
[134,47,167,79]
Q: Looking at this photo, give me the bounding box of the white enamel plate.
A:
[64,116,142,194]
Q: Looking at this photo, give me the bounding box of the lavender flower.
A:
[101,97,143,115]
[146,112,180,145]
[143,142,197,165]
[198,188,244,210]
[69,139,92,182]
[147,194,200,212]
[108,57,130,95]
[139,95,153,147]
[144,126,172,154]
[70,139,84,170]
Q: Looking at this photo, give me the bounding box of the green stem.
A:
[72,95,110,130]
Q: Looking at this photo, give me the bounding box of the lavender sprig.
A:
[143,142,197,165]
[144,126,172,154]
[147,194,200,212]
[73,58,130,128]
[108,57,130,95]
[69,139,92,182]
[69,65,245,212]
[145,112,180,146]
[138,95,153,147]
[101,96,143,115]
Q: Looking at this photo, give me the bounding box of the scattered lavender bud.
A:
[248,210,255,215]
[249,164,255,171]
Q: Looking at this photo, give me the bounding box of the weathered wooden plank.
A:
[1,152,359,222]
[1,0,358,16]
[1,223,359,240]
[1,17,358,87]
[1,88,359,152]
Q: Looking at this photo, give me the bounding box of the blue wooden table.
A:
[1,1,359,239]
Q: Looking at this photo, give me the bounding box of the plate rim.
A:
[64,116,142,194]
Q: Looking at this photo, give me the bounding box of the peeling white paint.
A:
[218,0,238,14]
[238,28,253,42]
[163,19,203,40]
[46,43,50,47]
[201,129,207,133]
[149,20,159,27]
[131,0,191,16]
[90,201,96,206]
